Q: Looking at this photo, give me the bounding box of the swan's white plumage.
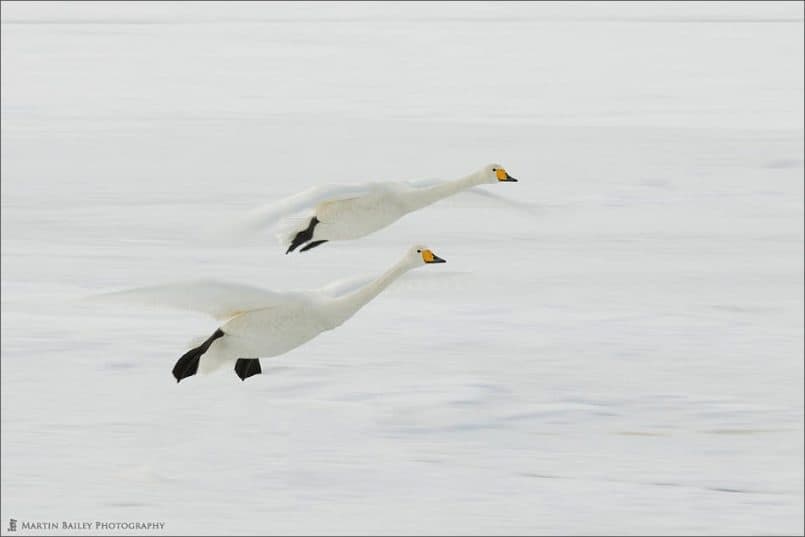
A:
[93,279,303,321]
[239,182,380,235]
[94,274,376,322]
[239,164,520,251]
[95,245,447,379]
[316,275,376,299]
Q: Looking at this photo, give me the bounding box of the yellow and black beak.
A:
[496,168,518,182]
[422,249,447,264]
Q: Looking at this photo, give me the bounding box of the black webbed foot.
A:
[234,358,262,381]
[173,329,225,383]
[286,217,320,254]
[299,240,328,252]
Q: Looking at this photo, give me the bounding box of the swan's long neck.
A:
[403,171,487,211]
[328,257,413,324]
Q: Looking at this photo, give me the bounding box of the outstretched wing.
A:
[314,271,470,301]
[316,275,375,299]
[90,280,304,321]
[403,177,446,189]
[237,183,380,239]
[461,187,538,213]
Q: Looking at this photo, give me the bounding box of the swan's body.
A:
[315,184,411,241]
[100,246,446,382]
[243,164,517,253]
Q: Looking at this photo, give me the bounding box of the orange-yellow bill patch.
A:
[496,168,508,181]
[421,249,435,263]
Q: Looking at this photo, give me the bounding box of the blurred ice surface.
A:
[1,2,803,535]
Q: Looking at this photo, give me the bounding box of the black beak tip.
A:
[430,255,447,264]
[505,174,518,182]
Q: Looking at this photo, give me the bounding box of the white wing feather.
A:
[90,280,305,321]
[461,187,537,213]
[316,275,375,299]
[238,183,379,237]
[403,177,445,189]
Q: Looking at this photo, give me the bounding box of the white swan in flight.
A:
[243,163,518,253]
[99,245,447,382]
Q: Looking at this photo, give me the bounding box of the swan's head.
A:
[481,163,518,184]
[407,244,446,266]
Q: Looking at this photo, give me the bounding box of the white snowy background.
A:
[1,1,803,535]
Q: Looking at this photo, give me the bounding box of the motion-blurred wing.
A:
[237,183,379,239]
[403,177,448,189]
[316,275,375,299]
[316,271,467,300]
[91,280,303,321]
[461,187,537,213]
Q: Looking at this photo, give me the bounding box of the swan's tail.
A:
[172,328,225,382]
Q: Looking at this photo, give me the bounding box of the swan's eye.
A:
[492,168,497,171]
[417,249,421,253]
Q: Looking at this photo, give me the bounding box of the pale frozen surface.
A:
[1,2,803,535]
